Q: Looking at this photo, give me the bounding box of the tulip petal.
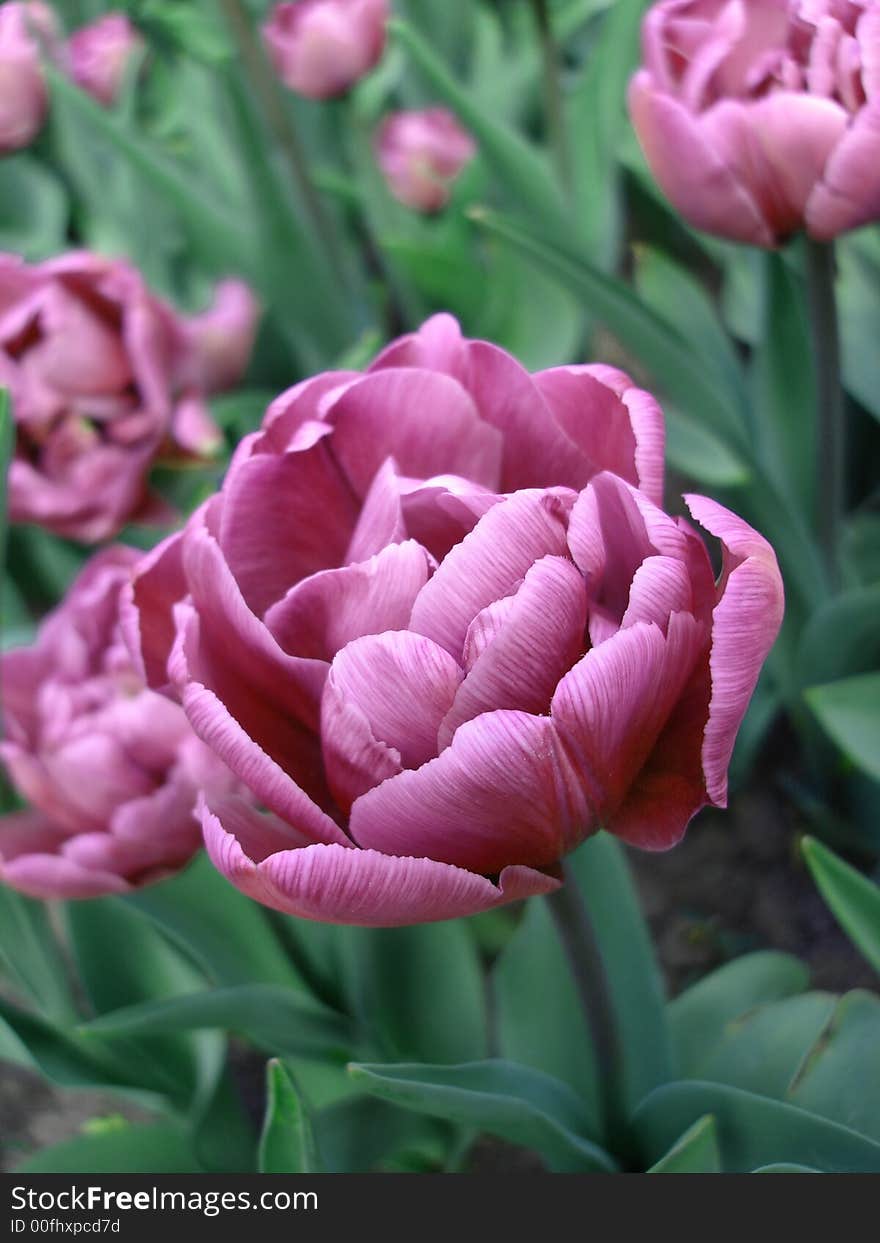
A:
[119,528,186,688]
[806,100,880,239]
[202,794,560,926]
[684,494,784,805]
[622,555,694,630]
[531,367,640,491]
[368,311,470,382]
[349,710,592,873]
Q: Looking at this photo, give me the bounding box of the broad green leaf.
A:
[351,922,487,1064]
[664,406,751,487]
[390,21,571,239]
[349,1060,616,1172]
[648,1114,722,1173]
[632,1080,880,1172]
[838,228,880,421]
[568,833,672,1115]
[669,951,810,1077]
[790,991,880,1142]
[193,1065,257,1174]
[0,389,10,571]
[15,1123,202,1174]
[0,155,68,260]
[493,900,600,1120]
[842,512,880,587]
[752,1163,819,1172]
[259,1059,320,1174]
[0,888,76,1022]
[316,1095,451,1174]
[805,673,880,780]
[802,837,880,974]
[79,986,354,1061]
[797,587,880,685]
[123,854,305,991]
[751,251,816,517]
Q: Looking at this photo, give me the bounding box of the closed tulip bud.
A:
[68,11,143,107]
[630,0,880,245]
[376,108,477,213]
[0,2,59,153]
[262,0,388,100]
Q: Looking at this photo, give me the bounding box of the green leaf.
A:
[349,1060,616,1172]
[0,388,11,574]
[805,673,880,780]
[648,1114,722,1173]
[316,1095,451,1174]
[351,922,488,1064]
[797,587,880,685]
[669,951,810,1077]
[751,251,816,518]
[123,854,305,991]
[259,1060,320,1174]
[79,986,354,1062]
[664,406,751,487]
[15,1123,203,1174]
[193,1066,257,1174]
[0,888,76,1022]
[568,833,672,1115]
[0,155,68,260]
[802,837,880,974]
[789,991,880,1142]
[752,1163,820,1172]
[390,21,570,239]
[633,1080,880,1173]
[838,229,880,421]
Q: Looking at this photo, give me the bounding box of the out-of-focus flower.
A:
[0,2,59,154]
[124,314,783,926]
[0,548,237,899]
[262,0,388,100]
[376,108,477,212]
[0,252,259,542]
[629,0,880,245]
[68,11,143,107]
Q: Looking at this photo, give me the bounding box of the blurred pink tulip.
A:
[68,11,143,107]
[262,0,388,100]
[376,108,477,212]
[0,548,237,899]
[0,252,259,542]
[0,2,59,153]
[629,0,880,244]
[124,314,783,926]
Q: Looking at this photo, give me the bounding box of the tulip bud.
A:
[262,0,388,100]
[0,2,58,154]
[68,11,143,107]
[376,108,477,213]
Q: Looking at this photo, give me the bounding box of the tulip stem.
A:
[545,868,625,1146]
[219,0,348,290]
[805,238,845,589]
[529,0,572,195]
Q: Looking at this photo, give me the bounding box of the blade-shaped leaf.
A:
[802,837,880,974]
[648,1114,722,1173]
[349,1060,616,1172]
[15,1123,202,1174]
[259,1059,320,1174]
[797,587,880,686]
[0,888,75,1022]
[805,673,880,781]
[789,991,880,1142]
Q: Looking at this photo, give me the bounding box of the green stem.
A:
[530,0,571,195]
[805,238,845,589]
[219,0,348,289]
[545,867,624,1145]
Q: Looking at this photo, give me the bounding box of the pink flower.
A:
[0,548,237,900]
[1,252,259,542]
[124,314,783,926]
[0,2,60,153]
[68,11,143,107]
[376,109,477,213]
[262,0,388,100]
[629,0,880,244]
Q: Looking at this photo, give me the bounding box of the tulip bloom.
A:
[262,0,388,100]
[629,0,880,244]
[125,314,783,926]
[0,548,236,899]
[1,252,258,542]
[68,11,143,107]
[0,2,59,154]
[376,109,477,213]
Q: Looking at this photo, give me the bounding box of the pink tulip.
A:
[629,0,880,244]
[376,109,477,213]
[262,0,388,100]
[68,11,143,107]
[0,548,237,900]
[0,2,59,153]
[0,252,259,542]
[124,314,783,926]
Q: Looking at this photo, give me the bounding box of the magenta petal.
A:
[327,367,504,496]
[202,794,560,926]
[629,74,773,245]
[531,367,640,491]
[265,539,433,661]
[410,489,573,658]
[349,710,592,873]
[806,101,880,240]
[344,458,408,563]
[684,494,784,806]
[622,555,694,630]
[1,852,130,899]
[120,527,186,689]
[368,312,470,381]
[439,555,587,747]
[0,808,70,863]
[552,614,705,835]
